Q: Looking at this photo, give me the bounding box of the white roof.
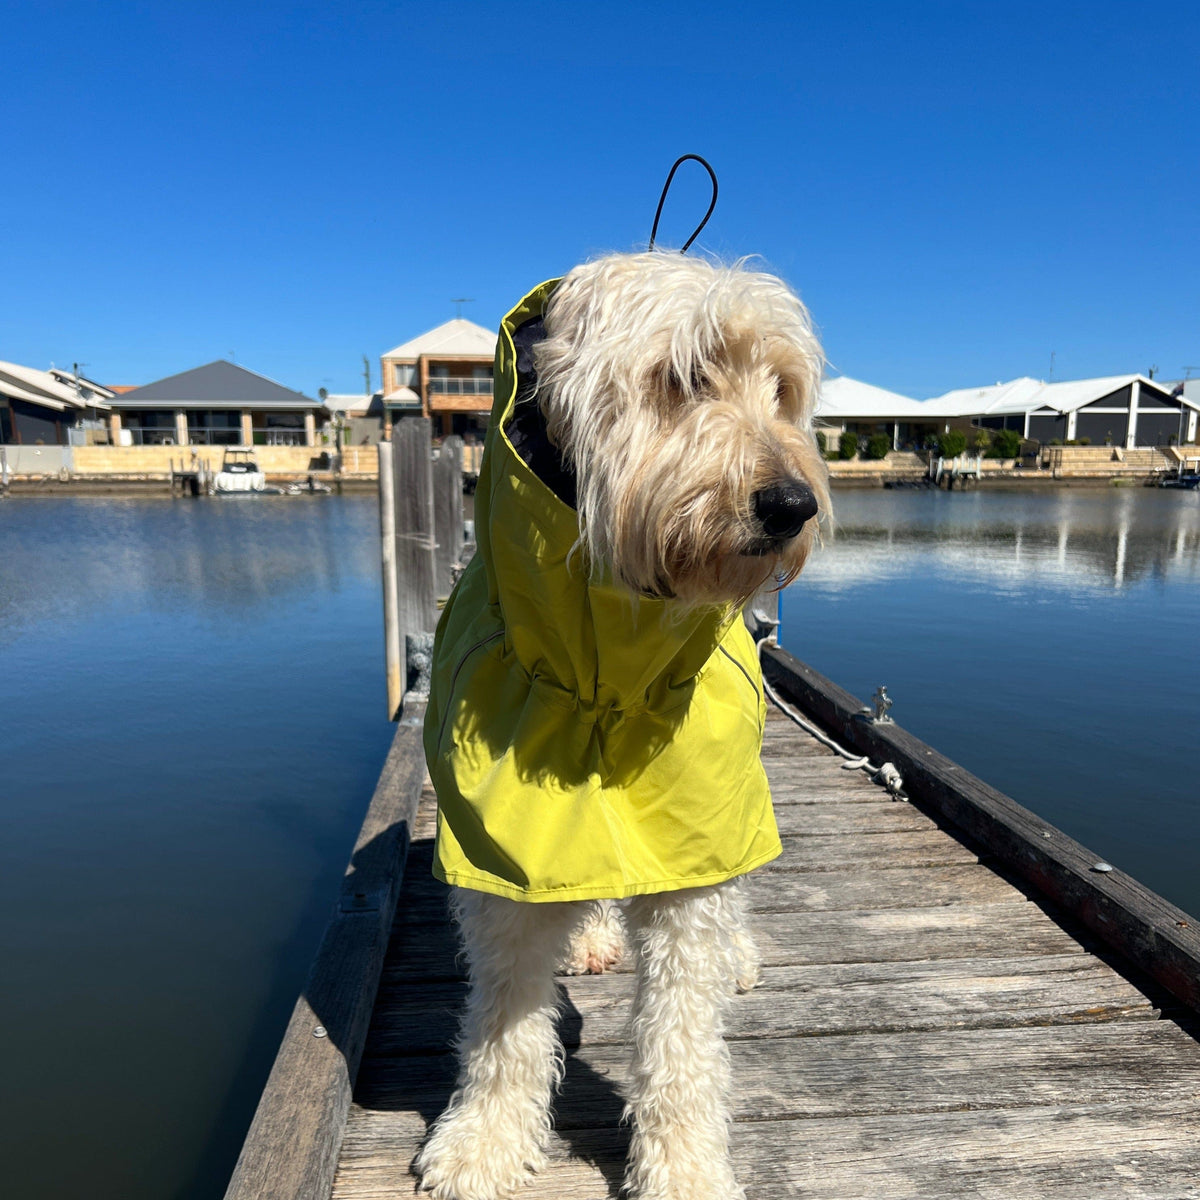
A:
[383,318,496,360]
[0,361,111,410]
[927,374,1178,417]
[816,376,926,420]
[322,392,374,415]
[383,386,421,405]
[923,377,1044,416]
[1036,374,1153,413]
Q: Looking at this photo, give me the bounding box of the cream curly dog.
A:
[417,251,828,1200]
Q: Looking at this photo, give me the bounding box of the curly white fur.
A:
[535,252,828,606]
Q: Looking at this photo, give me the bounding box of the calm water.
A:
[0,496,394,1200]
[783,486,1200,920]
[1,488,1199,1199]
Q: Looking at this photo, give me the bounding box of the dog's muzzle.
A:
[743,480,819,555]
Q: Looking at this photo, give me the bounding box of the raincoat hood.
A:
[423,279,779,901]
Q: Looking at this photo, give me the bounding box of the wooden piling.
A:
[377,441,403,721]
[432,435,464,599]
[378,421,469,720]
[390,420,437,657]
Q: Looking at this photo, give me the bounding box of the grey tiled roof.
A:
[114,360,321,409]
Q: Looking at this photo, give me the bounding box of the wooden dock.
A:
[224,424,1200,1198]
[226,657,1200,1200]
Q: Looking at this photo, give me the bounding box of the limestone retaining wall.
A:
[67,445,379,478]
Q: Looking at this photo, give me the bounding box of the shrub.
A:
[970,428,992,454]
[1078,436,1091,446]
[816,431,827,455]
[838,431,858,460]
[937,430,967,458]
[1049,438,1063,446]
[864,433,891,460]
[991,428,1022,459]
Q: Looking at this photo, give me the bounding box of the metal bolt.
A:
[313,1025,328,1038]
[1091,862,1113,873]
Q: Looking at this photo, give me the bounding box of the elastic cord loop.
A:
[648,154,719,253]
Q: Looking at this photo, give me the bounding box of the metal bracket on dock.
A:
[870,685,894,723]
[339,888,382,914]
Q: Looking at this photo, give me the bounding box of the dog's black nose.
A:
[752,480,819,540]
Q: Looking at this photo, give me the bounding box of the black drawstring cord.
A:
[648,154,718,253]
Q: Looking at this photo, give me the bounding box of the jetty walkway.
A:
[225,422,1200,1197]
[226,645,1200,1200]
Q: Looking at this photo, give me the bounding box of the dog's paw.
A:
[561,899,626,975]
[625,1143,746,1200]
[415,1111,542,1200]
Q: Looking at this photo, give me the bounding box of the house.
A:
[927,375,1200,447]
[110,360,324,447]
[815,376,936,450]
[0,361,114,445]
[380,318,496,441]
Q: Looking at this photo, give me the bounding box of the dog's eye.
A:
[667,366,705,399]
[774,378,789,405]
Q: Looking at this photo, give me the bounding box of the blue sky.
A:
[4,1,1197,399]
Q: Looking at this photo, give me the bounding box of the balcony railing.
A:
[187,428,242,446]
[253,429,306,446]
[427,377,494,396]
[126,427,178,445]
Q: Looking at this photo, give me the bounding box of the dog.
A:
[417,251,828,1200]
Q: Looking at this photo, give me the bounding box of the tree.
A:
[991,428,1022,458]
[865,433,891,460]
[937,430,967,458]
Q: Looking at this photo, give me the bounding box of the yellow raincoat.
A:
[423,279,780,901]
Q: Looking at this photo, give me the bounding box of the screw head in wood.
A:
[313,1025,328,1038]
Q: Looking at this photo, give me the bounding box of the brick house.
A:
[380,318,496,441]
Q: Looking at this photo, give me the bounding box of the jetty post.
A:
[378,422,468,720]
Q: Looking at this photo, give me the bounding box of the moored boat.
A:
[213,449,268,494]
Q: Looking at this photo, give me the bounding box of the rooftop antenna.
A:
[1049,351,1055,381]
[1183,366,1199,380]
[362,354,372,396]
[1148,364,1158,380]
[451,298,475,318]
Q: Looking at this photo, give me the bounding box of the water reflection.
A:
[0,496,381,637]
[0,495,394,1200]
[783,484,1200,928]
[807,489,1200,592]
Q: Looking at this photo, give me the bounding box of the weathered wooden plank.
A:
[431,434,463,598]
[391,417,437,644]
[761,644,1200,1013]
[378,903,1090,984]
[376,441,403,720]
[364,954,1156,1056]
[333,1101,1200,1200]
[775,801,937,835]
[389,853,1029,930]
[761,829,978,871]
[355,1022,1200,1122]
[223,713,427,1200]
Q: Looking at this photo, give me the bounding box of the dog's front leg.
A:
[624,882,746,1200]
[415,889,582,1200]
